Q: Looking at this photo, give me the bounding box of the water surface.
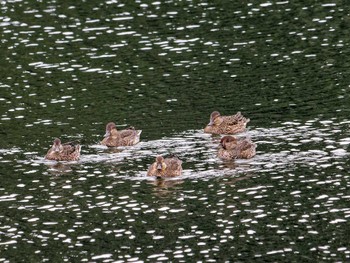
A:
[0,0,349,261]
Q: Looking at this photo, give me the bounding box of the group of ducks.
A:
[45,111,256,177]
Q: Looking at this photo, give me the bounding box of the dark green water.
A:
[1,0,349,262]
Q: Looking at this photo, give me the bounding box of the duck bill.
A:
[104,131,110,138]
[53,146,61,152]
[207,120,214,126]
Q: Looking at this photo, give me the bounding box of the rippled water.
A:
[1,0,350,262]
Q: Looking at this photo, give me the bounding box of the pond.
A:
[0,0,349,261]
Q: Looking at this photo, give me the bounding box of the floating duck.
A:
[204,111,250,134]
[101,122,142,147]
[45,138,81,161]
[218,135,256,160]
[147,155,183,177]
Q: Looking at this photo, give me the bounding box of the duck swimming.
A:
[45,138,81,161]
[218,135,256,160]
[101,122,142,147]
[147,155,183,177]
[204,111,250,135]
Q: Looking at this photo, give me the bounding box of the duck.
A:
[45,138,81,161]
[147,155,183,177]
[204,111,250,135]
[101,122,142,147]
[218,135,256,160]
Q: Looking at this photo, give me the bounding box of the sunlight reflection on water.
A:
[11,117,346,181]
[1,0,350,261]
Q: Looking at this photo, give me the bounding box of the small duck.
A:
[204,111,250,135]
[101,122,142,147]
[218,135,256,160]
[45,138,81,161]
[147,155,183,177]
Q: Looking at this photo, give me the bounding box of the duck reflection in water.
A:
[148,177,184,189]
[221,173,255,187]
[103,146,124,154]
[219,160,239,170]
[45,162,74,175]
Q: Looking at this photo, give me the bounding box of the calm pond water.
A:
[1,0,350,262]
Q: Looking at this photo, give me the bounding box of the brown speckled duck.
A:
[204,111,250,135]
[218,135,256,160]
[101,122,142,147]
[45,138,81,161]
[147,155,183,177]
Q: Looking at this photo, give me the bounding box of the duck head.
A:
[208,111,223,126]
[220,136,237,150]
[104,122,117,137]
[156,155,167,172]
[52,138,63,152]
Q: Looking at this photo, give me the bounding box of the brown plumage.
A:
[204,111,250,135]
[45,138,81,161]
[218,135,256,160]
[147,155,183,177]
[100,122,142,147]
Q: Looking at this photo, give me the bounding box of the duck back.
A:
[164,157,183,177]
